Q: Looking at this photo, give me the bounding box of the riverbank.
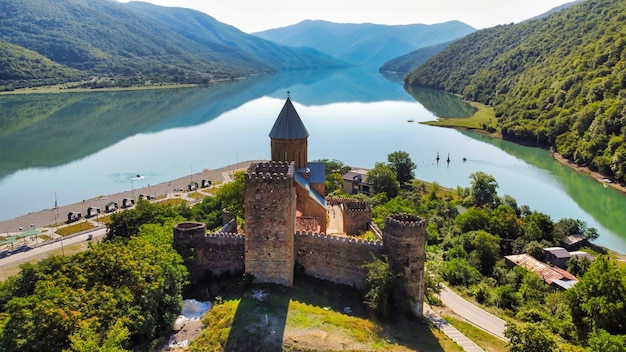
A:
[423,102,626,196]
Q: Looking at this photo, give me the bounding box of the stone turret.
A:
[244,161,296,286]
[269,97,309,169]
[383,214,427,316]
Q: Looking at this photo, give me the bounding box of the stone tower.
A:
[383,214,427,316]
[244,161,296,286]
[269,97,309,169]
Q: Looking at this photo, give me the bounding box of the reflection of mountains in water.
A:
[0,67,425,180]
[405,85,476,118]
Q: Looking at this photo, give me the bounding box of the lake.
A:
[1,67,626,252]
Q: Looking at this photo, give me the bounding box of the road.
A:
[0,227,107,268]
[439,284,508,340]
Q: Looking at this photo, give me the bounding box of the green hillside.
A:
[0,0,343,91]
[379,41,452,74]
[405,0,626,183]
[0,41,84,90]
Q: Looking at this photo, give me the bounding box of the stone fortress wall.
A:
[327,197,373,235]
[173,212,426,314]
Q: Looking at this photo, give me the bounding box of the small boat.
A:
[407,119,415,123]
[436,152,440,162]
[462,157,467,162]
[446,153,450,163]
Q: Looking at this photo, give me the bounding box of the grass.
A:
[56,221,97,236]
[188,191,207,200]
[157,198,188,207]
[421,102,497,130]
[190,278,463,351]
[443,315,508,351]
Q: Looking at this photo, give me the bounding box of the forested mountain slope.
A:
[253,20,475,67]
[405,0,626,183]
[379,41,452,74]
[0,0,342,91]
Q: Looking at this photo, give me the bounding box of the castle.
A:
[174,96,427,316]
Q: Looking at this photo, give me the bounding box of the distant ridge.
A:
[253,20,475,67]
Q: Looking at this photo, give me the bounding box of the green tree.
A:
[363,256,396,316]
[468,172,498,207]
[367,162,399,198]
[567,256,626,339]
[587,329,626,352]
[387,151,416,185]
[505,322,557,352]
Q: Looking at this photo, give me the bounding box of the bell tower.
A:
[269,95,309,169]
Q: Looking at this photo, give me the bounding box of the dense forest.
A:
[405,0,626,183]
[0,0,342,91]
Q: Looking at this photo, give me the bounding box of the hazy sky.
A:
[117,0,575,33]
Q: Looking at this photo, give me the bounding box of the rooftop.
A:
[505,253,577,287]
[268,97,309,140]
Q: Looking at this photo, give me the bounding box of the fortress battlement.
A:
[384,214,426,229]
[295,231,382,246]
[245,161,294,180]
[205,232,245,240]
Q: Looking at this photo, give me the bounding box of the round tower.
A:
[383,214,427,317]
[269,97,309,169]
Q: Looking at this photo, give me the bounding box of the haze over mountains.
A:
[253,20,475,67]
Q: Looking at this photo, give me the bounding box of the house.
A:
[561,234,588,251]
[543,247,571,268]
[505,253,578,290]
[342,169,373,195]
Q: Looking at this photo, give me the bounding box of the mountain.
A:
[253,20,475,67]
[379,41,453,74]
[405,0,626,183]
[0,0,343,91]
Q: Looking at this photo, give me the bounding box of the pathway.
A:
[424,304,484,352]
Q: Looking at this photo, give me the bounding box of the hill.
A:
[379,41,452,74]
[253,20,475,67]
[0,0,343,91]
[405,0,626,183]
[0,40,84,90]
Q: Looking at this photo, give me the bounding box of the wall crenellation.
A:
[295,231,382,247]
[245,161,293,180]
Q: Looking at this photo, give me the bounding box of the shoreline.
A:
[0,161,260,234]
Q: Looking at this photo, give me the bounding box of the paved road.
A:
[0,227,107,267]
[439,285,508,340]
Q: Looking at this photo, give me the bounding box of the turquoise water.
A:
[1,67,625,252]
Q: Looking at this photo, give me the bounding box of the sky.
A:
[117,0,576,33]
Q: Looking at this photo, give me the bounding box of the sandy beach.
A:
[0,161,260,235]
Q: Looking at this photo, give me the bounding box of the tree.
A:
[367,162,399,198]
[505,322,557,352]
[387,151,416,185]
[363,256,396,316]
[468,172,498,207]
[587,329,626,352]
[314,158,350,176]
[567,256,626,339]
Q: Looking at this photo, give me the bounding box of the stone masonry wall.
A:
[173,222,244,280]
[327,197,372,235]
[295,232,384,290]
[244,162,296,286]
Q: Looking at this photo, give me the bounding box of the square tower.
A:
[244,161,296,286]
